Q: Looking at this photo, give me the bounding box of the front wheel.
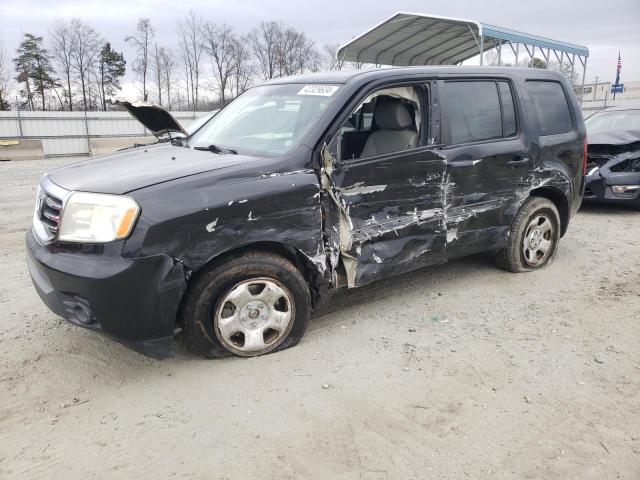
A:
[495,197,561,272]
[182,251,311,358]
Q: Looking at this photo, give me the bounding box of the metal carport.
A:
[337,12,589,102]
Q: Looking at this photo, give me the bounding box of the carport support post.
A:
[497,40,502,66]
[515,43,520,66]
[570,54,576,86]
[479,35,484,65]
[579,56,588,106]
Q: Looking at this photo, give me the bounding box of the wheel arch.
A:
[529,186,569,236]
[178,241,329,326]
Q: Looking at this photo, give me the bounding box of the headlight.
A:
[611,185,640,196]
[58,192,140,243]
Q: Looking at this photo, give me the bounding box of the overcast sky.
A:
[2,0,639,97]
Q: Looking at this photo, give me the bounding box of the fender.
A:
[124,169,326,278]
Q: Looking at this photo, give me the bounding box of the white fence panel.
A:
[44,137,89,156]
[23,114,87,137]
[88,114,145,137]
[0,110,210,157]
[0,113,20,137]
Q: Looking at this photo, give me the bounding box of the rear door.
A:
[437,78,532,258]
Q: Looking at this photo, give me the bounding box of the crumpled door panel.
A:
[320,145,447,287]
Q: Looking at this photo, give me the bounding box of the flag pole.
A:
[613,51,621,101]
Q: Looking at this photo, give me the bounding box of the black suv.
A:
[26,67,586,358]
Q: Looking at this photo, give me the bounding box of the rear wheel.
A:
[495,197,561,272]
[182,251,311,358]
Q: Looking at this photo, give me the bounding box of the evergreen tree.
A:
[98,42,126,110]
[529,57,548,69]
[13,34,58,110]
[0,42,11,110]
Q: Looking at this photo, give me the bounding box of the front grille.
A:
[33,177,69,243]
[40,193,63,234]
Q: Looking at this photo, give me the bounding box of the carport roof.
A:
[337,12,589,67]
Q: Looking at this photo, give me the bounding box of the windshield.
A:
[185,111,218,135]
[585,109,640,133]
[189,84,340,156]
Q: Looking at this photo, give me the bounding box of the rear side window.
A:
[444,80,519,144]
[526,80,573,135]
[498,82,517,137]
[445,81,502,144]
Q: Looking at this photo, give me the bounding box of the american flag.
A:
[614,52,621,87]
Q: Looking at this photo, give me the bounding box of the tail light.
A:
[582,138,588,176]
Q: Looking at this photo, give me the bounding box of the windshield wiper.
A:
[193,144,237,155]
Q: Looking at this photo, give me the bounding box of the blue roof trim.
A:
[481,23,589,57]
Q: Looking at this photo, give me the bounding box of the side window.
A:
[337,86,425,161]
[498,81,517,137]
[444,81,502,144]
[525,80,573,135]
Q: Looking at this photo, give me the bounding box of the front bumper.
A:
[26,230,187,359]
[584,173,640,207]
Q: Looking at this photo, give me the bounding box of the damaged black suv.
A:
[27,67,586,359]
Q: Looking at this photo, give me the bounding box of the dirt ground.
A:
[1,157,639,480]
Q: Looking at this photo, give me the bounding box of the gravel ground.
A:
[1,157,639,480]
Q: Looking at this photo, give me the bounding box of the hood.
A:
[588,129,640,147]
[47,143,262,194]
[117,101,187,137]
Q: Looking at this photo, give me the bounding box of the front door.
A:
[322,83,447,287]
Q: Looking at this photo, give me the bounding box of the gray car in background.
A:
[583,106,640,208]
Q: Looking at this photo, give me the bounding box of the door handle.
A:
[506,157,530,166]
[450,158,483,167]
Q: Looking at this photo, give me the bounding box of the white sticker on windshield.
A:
[297,85,340,97]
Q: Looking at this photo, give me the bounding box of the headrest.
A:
[374,96,413,130]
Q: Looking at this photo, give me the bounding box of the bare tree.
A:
[248,21,281,80]
[322,43,346,71]
[299,34,321,73]
[69,19,101,110]
[126,18,153,101]
[50,20,75,110]
[89,64,102,111]
[151,42,163,105]
[249,21,320,80]
[229,36,254,99]
[177,11,204,111]
[276,28,309,76]
[179,50,191,110]
[203,22,236,106]
[159,48,176,110]
[150,44,175,108]
[0,41,12,110]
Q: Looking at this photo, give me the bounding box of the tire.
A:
[182,251,311,358]
[495,197,561,273]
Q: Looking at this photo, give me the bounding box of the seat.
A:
[360,96,418,158]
